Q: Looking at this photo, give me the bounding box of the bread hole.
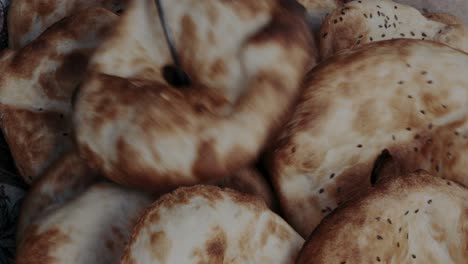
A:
[162,65,191,87]
[370,149,392,185]
[71,83,82,109]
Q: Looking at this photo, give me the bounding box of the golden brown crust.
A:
[16,227,71,264]
[296,172,468,263]
[0,8,117,184]
[74,0,316,191]
[424,12,463,25]
[8,0,126,49]
[122,185,303,264]
[318,0,468,59]
[270,39,468,237]
[16,150,98,243]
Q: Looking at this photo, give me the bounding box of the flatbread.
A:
[296,171,468,263]
[394,0,468,25]
[74,0,316,191]
[121,185,304,264]
[270,39,468,237]
[319,0,468,59]
[16,183,152,264]
[15,152,153,264]
[16,150,98,242]
[8,0,125,49]
[0,8,117,184]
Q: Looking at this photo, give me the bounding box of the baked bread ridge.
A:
[0,8,117,184]
[121,185,304,264]
[15,150,98,243]
[16,182,153,264]
[319,0,468,59]
[74,0,317,191]
[296,171,468,264]
[270,39,468,237]
[8,0,126,49]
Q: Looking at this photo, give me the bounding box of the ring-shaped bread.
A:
[74,0,316,191]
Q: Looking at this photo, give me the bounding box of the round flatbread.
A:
[8,0,125,49]
[15,151,153,264]
[270,39,468,237]
[319,0,468,59]
[297,171,468,263]
[74,0,315,191]
[121,185,303,264]
[0,8,117,183]
[394,0,468,25]
[16,151,98,242]
[16,183,152,264]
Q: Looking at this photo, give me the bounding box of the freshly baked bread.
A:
[15,151,153,264]
[394,0,468,25]
[0,8,117,184]
[74,0,316,191]
[16,151,98,241]
[16,183,152,264]
[8,0,125,49]
[297,171,468,264]
[270,39,467,237]
[319,0,468,59]
[121,185,303,264]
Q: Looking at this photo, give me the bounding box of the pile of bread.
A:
[0,0,466,263]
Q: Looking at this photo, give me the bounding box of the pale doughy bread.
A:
[16,151,98,242]
[121,185,304,264]
[8,0,125,49]
[0,8,117,184]
[270,39,468,237]
[296,171,468,264]
[319,0,468,59]
[74,0,316,191]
